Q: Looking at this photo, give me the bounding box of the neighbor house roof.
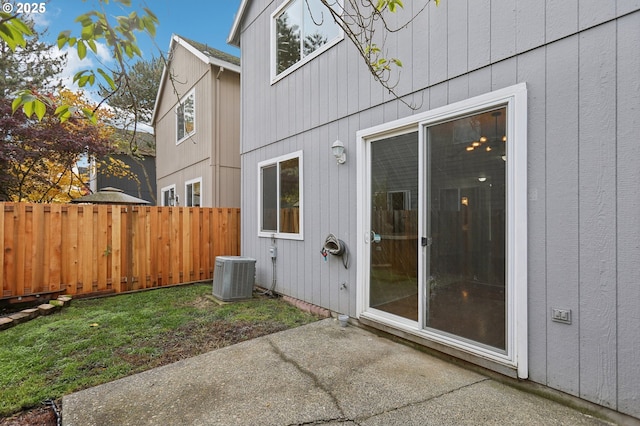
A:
[71,187,150,205]
[150,34,241,125]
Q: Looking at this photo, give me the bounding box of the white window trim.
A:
[185,177,203,207]
[356,83,528,378]
[257,150,304,240]
[176,89,196,144]
[270,0,344,84]
[161,184,177,206]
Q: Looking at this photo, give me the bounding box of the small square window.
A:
[185,178,201,207]
[258,151,303,239]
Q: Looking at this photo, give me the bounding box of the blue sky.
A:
[27,0,242,100]
[36,0,241,57]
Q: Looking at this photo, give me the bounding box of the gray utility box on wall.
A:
[212,256,256,301]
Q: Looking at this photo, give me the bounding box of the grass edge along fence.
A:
[0,203,240,301]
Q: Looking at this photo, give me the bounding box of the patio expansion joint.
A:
[267,338,351,425]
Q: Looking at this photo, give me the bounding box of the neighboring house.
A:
[152,35,241,208]
[229,0,640,420]
[88,129,157,205]
[95,153,156,204]
[92,130,157,205]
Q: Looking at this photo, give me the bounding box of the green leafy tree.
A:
[304,31,328,56]
[0,17,66,96]
[96,56,161,204]
[276,13,301,74]
[98,56,163,125]
[2,0,159,122]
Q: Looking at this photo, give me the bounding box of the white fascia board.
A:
[227,0,249,47]
[208,57,241,74]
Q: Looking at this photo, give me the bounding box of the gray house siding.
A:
[234,0,640,418]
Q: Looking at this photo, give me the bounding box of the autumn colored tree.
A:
[0,90,117,202]
[1,1,160,202]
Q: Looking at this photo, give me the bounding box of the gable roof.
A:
[151,34,241,124]
[177,35,241,68]
[228,0,250,47]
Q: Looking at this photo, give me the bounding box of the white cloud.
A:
[48,41,114,103]
[32,5,61,39]
[31,11,51,29]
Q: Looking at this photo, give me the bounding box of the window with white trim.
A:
[258,151,303,239]
[161,184,177,206]
[272,0,342,81]
[176,90,195,143]
[185,178,202,207]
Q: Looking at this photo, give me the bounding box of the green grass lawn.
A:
[0,284,320,417]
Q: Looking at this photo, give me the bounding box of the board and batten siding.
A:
[238,0,640,418]
[155,43,213,174]
[216,70,241,207]
[155,41,241,208]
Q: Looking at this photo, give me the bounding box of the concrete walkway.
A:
[63,319,617,425]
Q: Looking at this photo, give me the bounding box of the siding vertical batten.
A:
[616,11,640,415]
[578,21,618,408]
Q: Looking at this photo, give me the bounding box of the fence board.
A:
[71,206,80,293]
[0,203,240,300]
[15,203,26,296]
[159,207,169,287]
[0,204,4,297]
[111,206,122,293]
[4,205,16,297]
[182,208,191,284]
[97,206,108,292]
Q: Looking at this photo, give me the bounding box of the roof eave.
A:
[151,35,241,124]
[150,34,179,125]
[208,57,241,74]
[227,0,249,47]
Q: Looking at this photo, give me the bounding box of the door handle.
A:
[421,237,432,247]
[368,230,381,243]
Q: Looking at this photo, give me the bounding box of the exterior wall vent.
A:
[212,256,256,301]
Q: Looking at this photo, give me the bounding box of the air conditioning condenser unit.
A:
[212,256,256,301]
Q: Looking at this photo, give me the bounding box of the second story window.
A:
[272,0,342,81]
[176,90,195,143]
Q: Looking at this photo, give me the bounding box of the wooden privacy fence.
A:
[371,210,418,275]
[0,203,240,301]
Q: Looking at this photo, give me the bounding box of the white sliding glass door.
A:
[358,84,527,377]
